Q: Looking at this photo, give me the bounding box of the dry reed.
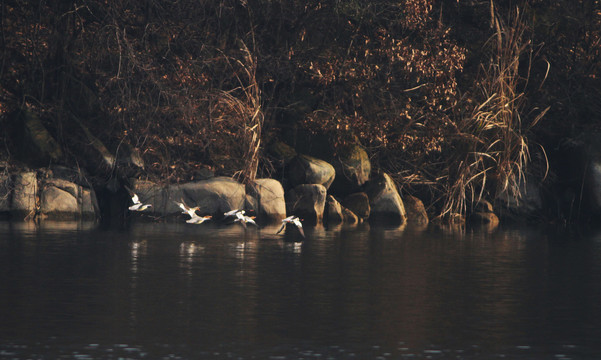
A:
[441,1,549,218]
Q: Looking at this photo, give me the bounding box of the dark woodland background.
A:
[1,0,600,217]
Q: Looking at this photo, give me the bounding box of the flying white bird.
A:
[224,209,243,218]
[175,200,200,219]
[186,214,212,224]
[126,187,152,211]
[234,211,258,228]
[276,216,304,238]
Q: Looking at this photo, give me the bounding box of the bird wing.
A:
[186,213,201,223]
[176,201,188,212]
[276,222,286,234]
[131,193,140,204]
[224,209,240,217]
[293,218,305,237]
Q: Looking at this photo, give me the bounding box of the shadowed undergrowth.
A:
[0,0,598,219]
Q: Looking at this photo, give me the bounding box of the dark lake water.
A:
[1,220,601,359]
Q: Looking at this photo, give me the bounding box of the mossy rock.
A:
[330,143,371,196]
[404,194,429,225]
[364,172,406,225]
[288,154,336,190]
[268,141,297,165]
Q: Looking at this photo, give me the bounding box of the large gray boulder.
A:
[247,178,287,223]
[131,176,246,217]
[288,154,336,189]
[40,178,99,220]
[0,170,100,221]
[364,172,406,225]
[329,144,371,196]
[0,172,10,214]
[11,172,38,217]
[286,184,327,224]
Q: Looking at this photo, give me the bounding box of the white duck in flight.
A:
[126,187,152,211]
[186,214,212,224]
[276,216,304,237]
[224,209,243,219]
[175,200,200,219]
[234,210,258,228]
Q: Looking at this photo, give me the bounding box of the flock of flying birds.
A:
[126,187,304,238]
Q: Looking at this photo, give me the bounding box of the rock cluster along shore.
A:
[0,142,437,227]
[126,142,422,226]
[0,167,99,221]
[10,130,575,230]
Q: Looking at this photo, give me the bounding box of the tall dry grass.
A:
[213,39,263,184]
[441,2,549,218]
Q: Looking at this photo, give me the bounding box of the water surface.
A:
[1,221,601,359]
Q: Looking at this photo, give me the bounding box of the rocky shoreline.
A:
[0,141,507,231]
[7,133,601,231]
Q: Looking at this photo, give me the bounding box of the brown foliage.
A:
[1,0,599,217]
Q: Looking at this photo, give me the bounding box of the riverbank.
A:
[2,1,600,227]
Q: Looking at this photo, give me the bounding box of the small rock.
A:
[326,195,344,224]
[404,194,429,225]
[473,199,494,213]
[342,192,370,220]
[468,211,500,226]
[342,207,359,224]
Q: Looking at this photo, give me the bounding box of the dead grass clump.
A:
[441,2,549,218]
